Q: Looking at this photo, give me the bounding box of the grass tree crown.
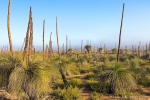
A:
[84,45,92,53]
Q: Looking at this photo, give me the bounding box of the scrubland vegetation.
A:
[1,50,150,100]
[0,1,150,100]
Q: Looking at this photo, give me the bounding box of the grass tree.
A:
[101,63,136,95]
[68,48,73,54]
[98,47,103,53]
[0,53,22,89]
[8,58,52,99]
[85,45,92,53]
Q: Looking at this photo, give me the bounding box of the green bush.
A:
[100,56,109,63]
[138,77,150,87]
[79,65,90,73]
[70,57,78,63]
[68,78,82,87]
[129,54,136,60]
[86,79,100,92]
[85,72,94,79]
[141,53,150,60]
[78,57,87,65]
[109,56,116,62]
[53,86,83,100]
[86,79,109,93]
[95,63,109,74]
[90,92,101,100]
[119,55,128,62]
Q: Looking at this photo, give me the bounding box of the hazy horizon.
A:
[0,0,150,51]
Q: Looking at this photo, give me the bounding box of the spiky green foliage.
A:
[128,58,147,80]
[68,78,82,87]
[7,56,52,99]
[0,53,22,87]
[101,63,136,95]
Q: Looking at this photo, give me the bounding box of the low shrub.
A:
[79,65,90,74]
[85,72,95,79]
[119,55,128,62]
[100,56,109,63]
[129,54,137,60]
[138,77,150,87]
[68,78,82,87]
[52,86,83,100]
[86,79,100,92]
[86,79,109,93]
[90,92,101,100]
[109,56,116,62]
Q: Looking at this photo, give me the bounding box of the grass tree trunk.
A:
[23,7,32,62]
[138,41,141,57]
[43,20,45,62]
[66,35,68,54]
[45,44,48,59]
[81,40,83,54]
[21,38,26,52]
[34,47,35,55]
[56,17,60,60]
[149,42,150,53]
[104,44,106,55]
[117,3,125,63]
[135,46,137,55]
[48,32,52,58]
[30,20,33,55]
[143,46,144,54]
[138,46,140,57]
[146,43,148,54]
[132,45,134,54]
[56,17,67,84]
[63,43,64,55]
[7,0,14,57]
[28,16,33,62]
[125,46,127,54]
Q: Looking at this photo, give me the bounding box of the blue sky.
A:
[0,0,150,50]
